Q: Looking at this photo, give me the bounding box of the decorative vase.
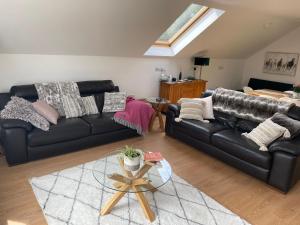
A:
[293,92,300,99]
[124,155,141,171]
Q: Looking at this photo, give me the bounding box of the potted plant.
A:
[121,145,142,171]
[293,84,300,99]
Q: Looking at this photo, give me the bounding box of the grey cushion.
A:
[0,97,49,131]
[271,112,300,139]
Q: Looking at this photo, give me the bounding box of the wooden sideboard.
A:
[159,80,207,105]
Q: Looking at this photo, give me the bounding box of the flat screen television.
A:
[194,57,210,66]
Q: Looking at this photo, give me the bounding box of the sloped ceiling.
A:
[0,0,300,58]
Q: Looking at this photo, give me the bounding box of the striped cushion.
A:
[242,118,290,151]
[175,98,208,123]
[62,96,84,118]
[82,96,99,115]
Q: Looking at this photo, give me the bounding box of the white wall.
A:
[199,58,245,90]
[242,26,300,86]
[0,54,246,97]
[0,54,192,98]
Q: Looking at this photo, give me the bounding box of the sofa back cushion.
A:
[248,78,293,91]
[213,110,237,129]
[77,80,115,95]
[10,84,38,102]
[8,80,118,112]
[235,119,259,133]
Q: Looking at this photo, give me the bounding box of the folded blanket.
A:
[212,88,294,122]
[113,97,154,135]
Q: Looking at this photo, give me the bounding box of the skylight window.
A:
[145,4,225,57]
[155,4,208,46]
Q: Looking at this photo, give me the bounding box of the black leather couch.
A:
[247,78,293,92]
[0,80,139,166]
[165,90,300,192]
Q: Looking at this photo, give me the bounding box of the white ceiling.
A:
[0,0,299,58]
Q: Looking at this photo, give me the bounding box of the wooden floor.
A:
[1,123,300,225]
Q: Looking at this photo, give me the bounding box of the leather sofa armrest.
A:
[268,151,300,192]
[165,104,180,136]
[202,89,215,97]
[167,104,180,117]
[0,119,33,132]
[0,126,28,165]
[269,138,300,156]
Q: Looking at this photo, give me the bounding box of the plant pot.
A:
[293,92,300,99]
[124,155,141,171]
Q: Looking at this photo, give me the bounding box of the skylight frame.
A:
[154,5,209,47]
[144,8,225,57]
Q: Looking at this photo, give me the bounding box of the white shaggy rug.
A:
[29,159,251,225]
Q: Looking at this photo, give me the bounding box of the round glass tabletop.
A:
[92,150,172,193]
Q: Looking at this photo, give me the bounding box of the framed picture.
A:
[263,51,299,76]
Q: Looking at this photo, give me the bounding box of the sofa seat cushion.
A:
[28,118,90,147]
[211,130,271,169]
[82,113,127,135]
[176,119,228,143]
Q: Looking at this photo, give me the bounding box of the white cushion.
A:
[199,96,214,119]
[175,99,208,123]
[242,118,290,151]
[177,97,214,119]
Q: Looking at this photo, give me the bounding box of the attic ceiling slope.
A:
[178,5,300,58]
[0,0,300,58]
[0,0,192,57]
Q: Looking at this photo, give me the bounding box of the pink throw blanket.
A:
[113,97,154,135]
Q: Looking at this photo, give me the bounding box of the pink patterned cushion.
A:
[32,100,59,124]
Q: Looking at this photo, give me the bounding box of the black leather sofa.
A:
[247,78,293,91]
[165,90,300,192]
[0,80,139,166]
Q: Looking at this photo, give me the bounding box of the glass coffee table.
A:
[92,150,172,222]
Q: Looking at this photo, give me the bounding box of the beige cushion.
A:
[242,118,290,151]
[32,100,59,125]
[175,99,208,123]
[243,86,253,94]
[178,97,214,119]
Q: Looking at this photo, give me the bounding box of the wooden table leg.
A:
[132,186,155,222]
[100,184,130,215]
[102,160,156,221]
[158,111,164,131]
[149,111,157,132]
